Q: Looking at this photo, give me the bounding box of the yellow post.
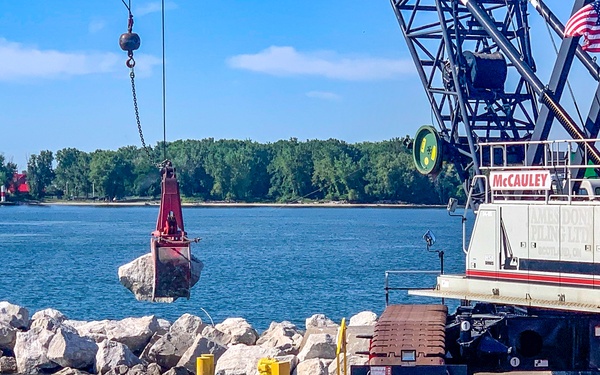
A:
[336,318,347,375]
[270,360,290,375]
[201,354,215,375]
[196,356,210,375]
[257,358,290,375]
[257,358,276,375]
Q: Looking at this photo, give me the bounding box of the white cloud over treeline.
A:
[227,46,415,81]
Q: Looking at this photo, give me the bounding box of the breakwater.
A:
[0,301,376,375]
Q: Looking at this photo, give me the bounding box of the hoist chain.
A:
[121,0,153,163]
[129,69,152,160]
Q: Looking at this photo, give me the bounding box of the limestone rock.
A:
[63,320,89,330]
[127,363,147,375]
[104,364,129,375]
[31,308,67,323]
[256,321,303,355]
[73,320,114,343]
[146,313,205,369]
[327,354,368,375]
[157,319,171,335]
[118,253,203,302]
[215,318,259,346]
[0,356,17,374]
[30,312,75,334]
[305,314,338,330]
[0,302,29,330]
[163,366,194,375]
[169,314,205,336]
[107,316,160,353]
[54,368,92,375]
[297,327,338,356]
[293,358,331,375]
[297,333,336,362]
[146,332,189,369]
[14,326,59,374]
[348,311,377,326]
[0,323,17,351]
[72,316,159,353]
[214,344,279,375]
[345,326,374,358]
[201,326,230,347]
[147,362,163,375]
[47,327,98,370]
[176,334,227,372]
[95,340,143,375]
[140,332,162,363]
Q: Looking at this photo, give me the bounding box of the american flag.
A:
[565,1,600,52]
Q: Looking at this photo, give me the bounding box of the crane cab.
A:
[413,138,600,313]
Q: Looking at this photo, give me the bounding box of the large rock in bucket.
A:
[118,253,203,302]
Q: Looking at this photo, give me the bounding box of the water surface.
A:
[0,205,470,330]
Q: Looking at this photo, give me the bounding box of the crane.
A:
[352,1,600,374]
[119,1,198,302]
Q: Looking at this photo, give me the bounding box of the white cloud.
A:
[0,39,160,81]
[88,20,105,34]
[227,46,415,81]
[135,1,178,17]
[306,91,341,101]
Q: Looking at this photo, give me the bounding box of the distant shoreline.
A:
[23,200,445,209]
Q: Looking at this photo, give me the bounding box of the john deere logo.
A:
[413,125,443,175]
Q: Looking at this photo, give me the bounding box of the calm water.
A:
[0,205,471,331]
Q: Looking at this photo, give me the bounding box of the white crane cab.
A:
[414,139,600,313]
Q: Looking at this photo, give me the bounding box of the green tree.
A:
[0,154,11,188]
[243,141,270,201]
[132,160,160,197]
[359,138,438,204]
[27,150,55,199]
[55,148,91,197]
[168,139,213,199]
[310,139,364,201]
[89,150,133,199]
[433,163,466,204]
[115,145,157,197]
[268,138,313,202]
[203,140,266,201]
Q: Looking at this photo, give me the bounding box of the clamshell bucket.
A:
[151,161,193,301]
[151,239,191,300]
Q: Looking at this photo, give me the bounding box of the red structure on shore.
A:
[8,172,29,194]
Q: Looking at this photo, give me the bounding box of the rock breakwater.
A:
[0,301,376,375]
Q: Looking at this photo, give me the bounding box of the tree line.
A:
[3,138,464,204]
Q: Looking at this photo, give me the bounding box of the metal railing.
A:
[384,270,441,306]
[475,138,600,204]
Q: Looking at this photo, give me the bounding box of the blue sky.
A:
[0,1,585,170]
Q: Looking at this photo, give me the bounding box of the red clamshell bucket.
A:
[151,161,192,301]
